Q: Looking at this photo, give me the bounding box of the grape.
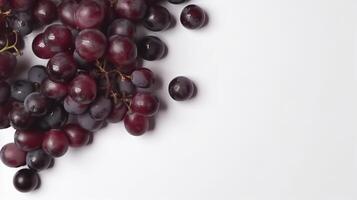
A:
[33,0,57,25]
[32,33,57,59]
[26,149,53,171]
[74,0,106,29]
[130,92,160,116]
[13,169,40,193]
[63,95,89,114]
[107,35,137,65]
[0,143,26,168]
[143,5,171,32]
[42,129,69,157]
[89,96,112,121]
[69,74,97,104]
[114,0,148,21]
[0,101,12,129]
[180,5,206,29]
[14,130,44,152]
[138,36,165,61]
[9,0,35,11]
[107,18,136,38]
[41,78,68,100]
[168,76,195,101]
[131,68,154,88]
[75,29,107,62]
[168,0,185,4]
[77,111,104,131]
[27,65,48,84]
[64,124,91,147]
[73,51,95,70]
[47,52,77,83]
[44,24,73,52]
[24,92,49,117]
[57,0,79,28]
[0,80,10,104]
[9,107,34,130]
[11,80,35,102]
[0,52,16,80]
[38,104,68,130]
[124,113,149,136]
[107,101,128,123]
[8,11,33,36]
[118,75,136,95]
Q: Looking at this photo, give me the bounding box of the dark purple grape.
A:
[63,95,89,114]
[0,101,11,129]
[8,11,33,36]
[26,149,53,171]
[116,59,141,74]
[41,78,68,100]
[180,5,206,29]
[0,143,26,167]
[42,129,69,157]
[118,75,136,95]
[44,24,73,52]
[9,107,34,130]
[107,101,128,123]
[64,124,91,147]
[74,0,106,29]
[13,169,40,193]
[168,0,185,4]
[69,74,97,104]
[73,51,95,70]
[107,18,136,38]
[33,0,57,25]
[138,36,165,61]
[0,0,8,7]
[75,29,107,62]
[14,130,44,152]
[0,52,16,80]
[77,112,104,131]
[131,92,159,116]
[131,68,154,88]
[0,80,10,104]
[32,33,57,59]
[124,113,149,136]
[57,0,79,28]
[114,0,147,21]
[168,76,195,101]
[11,80,35,102]
[9,0,35,11]
[28,65,48,84]
[47,52,77,83]
[107,35,137,65]
[38,104,68,130]
[89,96,112,121]
[143,5,171,32]
[0,34,7,50]
[24,92,49,117]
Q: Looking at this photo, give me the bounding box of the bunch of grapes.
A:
[0,0,206,193]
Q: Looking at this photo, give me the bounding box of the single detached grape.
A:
[124,113,149,136]
[143,5,171,32]
[168,76,195,101]
[13,169,40,193]
[107,35,137,65]
[64,124,91,147]
[180,5,206,29]
[14,130,44,152]
[114,0,148,21]
[138,36,165,61]
[42,129,69,157]
[26,149,53,171]
[69,74,97,105]
[24,92,49,117]
[0,143,26,168]
[107,18,136,38]
[75,29,107,62]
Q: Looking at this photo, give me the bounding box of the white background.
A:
[1,0,357,199]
